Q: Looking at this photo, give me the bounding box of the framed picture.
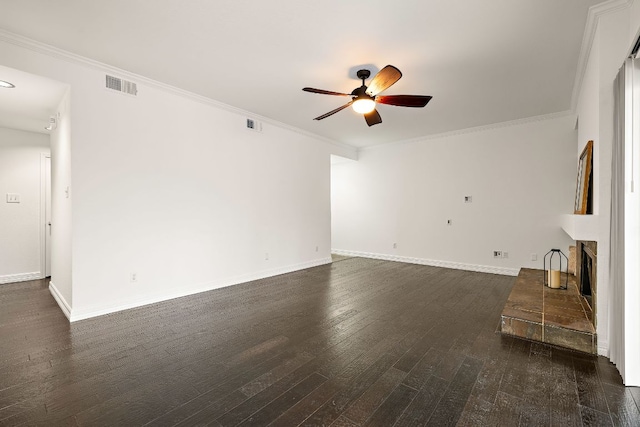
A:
[574,140,593,214]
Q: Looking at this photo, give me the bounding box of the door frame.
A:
[40,153,51,278]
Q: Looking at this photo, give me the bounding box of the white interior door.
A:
[45,155,51,277]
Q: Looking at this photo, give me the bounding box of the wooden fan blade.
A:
[314,101,354,120]
[376,95,432,107]
[364,109,382,127]
[303,87,351,96]
[366,65,402,96]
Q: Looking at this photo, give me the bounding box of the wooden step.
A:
[500,268,596,354]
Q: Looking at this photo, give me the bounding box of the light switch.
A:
[6,193,20,203]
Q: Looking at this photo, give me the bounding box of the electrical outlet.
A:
[493,250,502,258]
[447,219,452,226]
[265,252,269,260]
[130,273,138,283]
[464,196,473,203]
[531,253,537,261]
[393,243,397,249]
[502,251,509,259]
[6,193,20,203]
[315,246,319,252]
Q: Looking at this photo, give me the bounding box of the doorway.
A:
[43,154,51,278]
[0,65,67,287]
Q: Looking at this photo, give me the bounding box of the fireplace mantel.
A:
[560,214,599,241]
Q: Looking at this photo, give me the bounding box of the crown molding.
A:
[0,29,356,158]
[570,0,634,111]
[359,110,575,153]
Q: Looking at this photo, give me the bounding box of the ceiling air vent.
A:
[105,75,138,96]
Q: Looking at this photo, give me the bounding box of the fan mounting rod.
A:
[356,69,371,83]
[352,69,373,98]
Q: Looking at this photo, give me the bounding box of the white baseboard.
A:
[49,281,72,321]
[68,256,333,322]
[0,271,43,284]
[331,249,520,276]
[598,339,609,357]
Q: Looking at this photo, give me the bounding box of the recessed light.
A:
[0,80,15,88]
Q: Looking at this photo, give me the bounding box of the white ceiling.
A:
[0,65,68,134]
[0,0,602,147]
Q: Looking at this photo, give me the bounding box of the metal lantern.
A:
[543,249,568,290]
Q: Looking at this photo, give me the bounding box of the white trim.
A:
[44,154,51,277]
[560,214,600,241]
[570,0,634,111]
[331,249,520,277]
[0,29,357,161]
[39,153,51,279]
[598,339,610,357]
[49,280,71,320]
[39,153,45,281]
[359,111,575,152]
[68,257,332,322]
[0,271,43,284]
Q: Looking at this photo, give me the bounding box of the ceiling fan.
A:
[302,65,432,127]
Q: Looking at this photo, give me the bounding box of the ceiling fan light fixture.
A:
[352,97,376,114]
[303,65,430,125]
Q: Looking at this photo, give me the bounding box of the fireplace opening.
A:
[576,240,597,327]
[581,251,593,309]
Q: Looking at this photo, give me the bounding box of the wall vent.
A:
[246,118,262,132]
[105,75,138,96]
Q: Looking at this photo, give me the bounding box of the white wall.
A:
[0,34,344,321]
[0,127,50,283]
[48,90,73,313]
[71,84,332,319]
[332,114,576,275]
[575,1,640,373]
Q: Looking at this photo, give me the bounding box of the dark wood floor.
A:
[1,258,639,426]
